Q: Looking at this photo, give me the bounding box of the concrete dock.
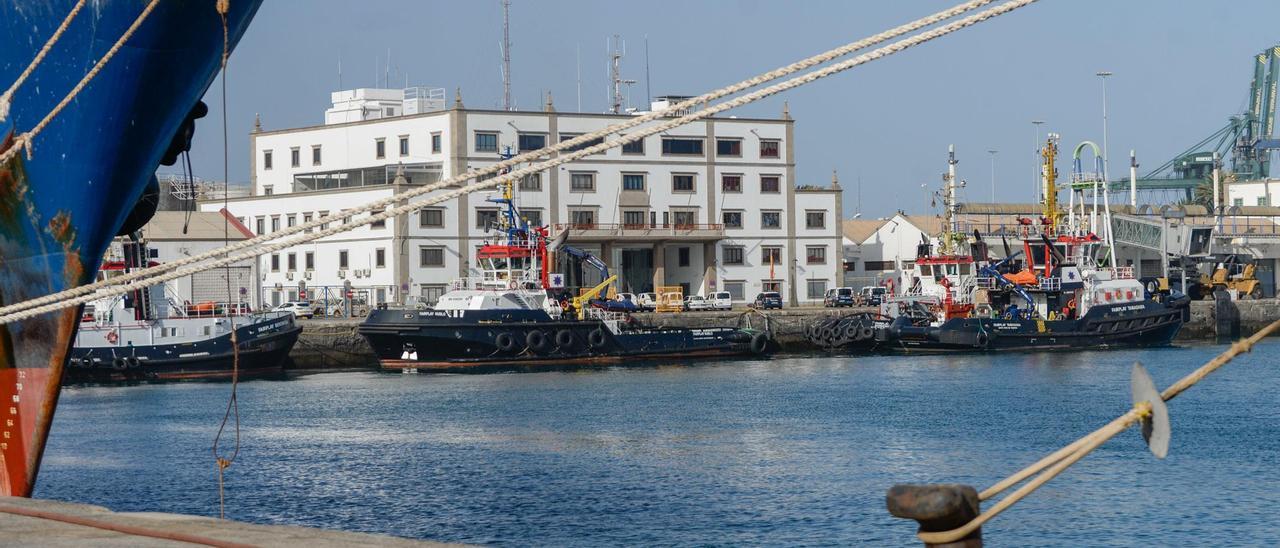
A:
[286,299,1280,370]
[0,496,456,547]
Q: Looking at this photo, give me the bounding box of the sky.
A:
[187,0,1280,219]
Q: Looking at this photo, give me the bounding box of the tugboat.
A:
[810,140,1190,353]
[66,237,300,382]
[359,171,772,372]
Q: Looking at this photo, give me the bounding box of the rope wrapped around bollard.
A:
[887,318,1280,546]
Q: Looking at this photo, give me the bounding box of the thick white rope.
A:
[0,0,87,122]
[0,0,997,318]
[0,0,1038,325]
[0,0,161,162]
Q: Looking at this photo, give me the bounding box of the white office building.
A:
[203,87,842,308]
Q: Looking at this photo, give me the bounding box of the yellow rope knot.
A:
[216,457,231,470]
[215,0,230,15]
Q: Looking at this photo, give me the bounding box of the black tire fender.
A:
[112,358,127,371]
[588,328,608,348]
[526,330,550,353]
[859,325,874,340]
[975,331,990,348]
[749,332,770,354]
[555,329,575,348]
[495,332,518,353]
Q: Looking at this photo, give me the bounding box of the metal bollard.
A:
[886,484,982,548]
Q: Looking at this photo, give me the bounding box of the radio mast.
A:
[501,0,512,110]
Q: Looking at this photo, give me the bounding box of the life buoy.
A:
[588,328,608,348]
[749,332,770,354]
[106,330,119,344]
[495,332,518,353]
[554,329,575,349]
[526,330,550,353]
[1067,298,1077,310]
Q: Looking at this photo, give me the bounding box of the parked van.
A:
[709,291,733,310]
[823,287,855,307]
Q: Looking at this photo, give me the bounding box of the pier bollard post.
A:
[886,484,982,548]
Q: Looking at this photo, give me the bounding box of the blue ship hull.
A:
[0,0,261,496]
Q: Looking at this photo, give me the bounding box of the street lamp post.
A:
[1032,120,1045,203]
[1097,71,1113,187]
[987,149,998,203]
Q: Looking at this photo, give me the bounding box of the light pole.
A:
[1032,120,1045,202]
[921,183,929,213]
[987,149,998,203]
[1097,71,1113,186]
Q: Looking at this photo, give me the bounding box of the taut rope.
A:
[0,0,87,122]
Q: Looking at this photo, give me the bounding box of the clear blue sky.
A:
[188,0,1280,218]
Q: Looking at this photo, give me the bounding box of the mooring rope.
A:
[0,504,254,548]
[0,0,161,163]
[0,0,1004,320]
[0,0,87,123]
[916,318,1280,545]
[0,0,1039,326]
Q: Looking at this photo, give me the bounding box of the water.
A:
[38,342,1280,546]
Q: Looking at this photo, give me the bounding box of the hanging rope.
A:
[209,0,242,521]
[915,318,1280,545]
[0,0,87,123]
[0,0,161,163]
[0,0,1003,319]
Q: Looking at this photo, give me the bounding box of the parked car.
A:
[311,297,371,318]
[709,291,733,310]
[856,286,888,306]
[824,287,855,307]
[751,291,783,310]
[635,292,658,311]
[683,295,712,311]
[272,301,313,319]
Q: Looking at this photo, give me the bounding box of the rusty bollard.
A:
[886,484,982,548]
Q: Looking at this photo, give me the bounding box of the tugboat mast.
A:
[1042,133,1060,233]
[940,144,963,254]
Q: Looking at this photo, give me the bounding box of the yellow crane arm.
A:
[574,275,618,320]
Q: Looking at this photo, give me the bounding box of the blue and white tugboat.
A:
[67,238,300,382]
[359,178,771,372]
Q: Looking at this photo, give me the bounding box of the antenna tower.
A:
[501,0,512,110]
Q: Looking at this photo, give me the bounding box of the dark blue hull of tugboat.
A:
[66,319,300,382]
[359,309,767,372]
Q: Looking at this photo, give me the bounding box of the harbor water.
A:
[38,342,1280,546]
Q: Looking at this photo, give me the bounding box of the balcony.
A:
[550,223,725,243]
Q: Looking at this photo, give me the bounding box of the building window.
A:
[721,174,742,192]
[760,139,780,159]
[559,133,604,152]
[319,210,330,230]
[672,174,695,192]
[419,208,444,228]
[806,210,826,229]
[678,247,690,267]
[622,139,644,154]
[255,217,265,235]
[622,173,645,191]
[263,185,273,196]
[476,208,499,229]
[807,246,827,264]
[519,172,542,191]
[287,215,297,228]
[270,216,280,232]
[722,211,742,229]
[420,246,445,267]
[311,145,322,166]
[761,211,782,229]
[420,284,447,306]
[1259,196,1270,206]
[725,280,746,301]
[724,246,745,265]
[338,250,349,269]
[570,172,596,192]
[431,132,442,153]
[385,107,395,117]
[371,207,387,230]
[761,175,781,193]
[375,248,386,268]
[270,254,279,272]
[399,136,409,156]
[290,147,300,167]
[863,260,895,271]
[302,213,313,233]
[263,150,273,170]
[305,251,314,270]
[475,132,499,152]
[375,138,386,159]
[762,247,782,264]
[716,139,742,157]
[518,133,546,152]
[623,210,646,227]
[287,253,297,272]
[661,137,704,156]
[522,208,543,227]
[763,280,782,293]
[807,279,828,300]
[570,209,595,227]
[672,210,697,227]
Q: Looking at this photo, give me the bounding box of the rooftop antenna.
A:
[501,0,512,111]
[608,35,636,114]
[385,48,390,88]
[337,57,342,90]
[576,43,582,112]
[644,34,652,108]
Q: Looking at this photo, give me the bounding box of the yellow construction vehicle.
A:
[1207,255,1263,300]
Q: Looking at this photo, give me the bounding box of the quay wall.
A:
[288,299,1280,369]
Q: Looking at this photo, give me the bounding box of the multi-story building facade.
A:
[203,88,841,308]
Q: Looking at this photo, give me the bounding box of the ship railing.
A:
[180,302,252,318]
[974,276,998,289]
[1039,277,1062,292]
[585,307,628,334]
[1109,266,1135,279]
